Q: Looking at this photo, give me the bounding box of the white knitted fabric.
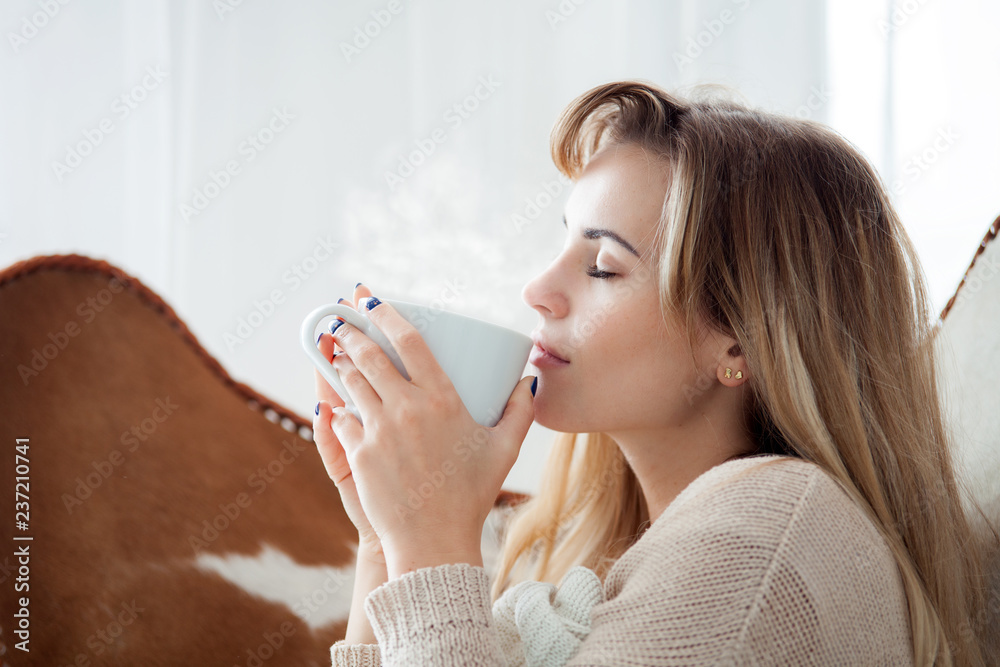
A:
[330,454,915,666]
[492,565,604,666]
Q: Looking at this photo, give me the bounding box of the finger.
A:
[353,282,373,306]
[328,401,365,458]
[313,400,353,485]
[492,375,537,463]
[358,297,451,392]
[332,298,355,355]
[332,349,382,424]
[339,284,371,354]
[314,333,346,408]
[329,316,412,404]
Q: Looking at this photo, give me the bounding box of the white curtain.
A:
[2,0,995,493]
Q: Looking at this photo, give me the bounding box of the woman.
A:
[313,80,997,665]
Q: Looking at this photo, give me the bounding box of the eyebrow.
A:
[563,214,640,257]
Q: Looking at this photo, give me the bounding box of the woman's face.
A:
[522,142,715,435]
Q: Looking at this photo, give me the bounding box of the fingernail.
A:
[337,298,347,304]
[316,332,323,345]
[315,402,320,415]
[329,317,346,335]
[530,377,538,396]
[355,282,363,289]
[365,297,382,311]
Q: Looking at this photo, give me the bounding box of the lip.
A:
[529,337,570,366]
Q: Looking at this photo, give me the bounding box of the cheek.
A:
[591,325,661,386]
[610,324,697,396]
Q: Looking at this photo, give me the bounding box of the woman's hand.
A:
[312,284,386,563]
[322,292,536,577]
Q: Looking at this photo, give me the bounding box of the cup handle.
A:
[300,303,372,425]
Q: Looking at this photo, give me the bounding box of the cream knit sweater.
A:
[330,454,915,666]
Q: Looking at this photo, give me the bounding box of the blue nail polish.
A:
[337,298,347,304]
[316,332,324,345]
[531,377,538,396]
[355,282,363,289]
[329,318,346,335]
[365,297,382,311]
[315,402,320,415]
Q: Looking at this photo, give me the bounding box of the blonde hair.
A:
[492,80,999,666]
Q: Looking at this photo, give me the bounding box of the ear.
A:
[692,313,748,388]
[716,340,748,387]
[711,331,747,387]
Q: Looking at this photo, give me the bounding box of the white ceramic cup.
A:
[301,297,533,427]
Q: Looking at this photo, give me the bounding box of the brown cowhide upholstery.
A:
[0,254,527,666]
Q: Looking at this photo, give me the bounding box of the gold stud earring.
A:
[735,370,743,379]
[725,368,732,379]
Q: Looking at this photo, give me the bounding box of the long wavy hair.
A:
[491,80,999,666]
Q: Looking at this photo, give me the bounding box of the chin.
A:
[530,397,598,435]
[528,395,560,431]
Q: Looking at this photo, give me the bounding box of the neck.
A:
[607,415,757,521]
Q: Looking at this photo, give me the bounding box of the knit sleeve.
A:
[340,562,603,667]
[330,639,381,666]
[362,562,506,666]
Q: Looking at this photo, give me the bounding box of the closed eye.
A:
[586,265,616,280]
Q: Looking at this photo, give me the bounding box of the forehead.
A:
[564,143,670,257]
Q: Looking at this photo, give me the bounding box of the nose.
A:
[521,259,569,319]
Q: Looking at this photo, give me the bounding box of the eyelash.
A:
[586,265,617,280]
